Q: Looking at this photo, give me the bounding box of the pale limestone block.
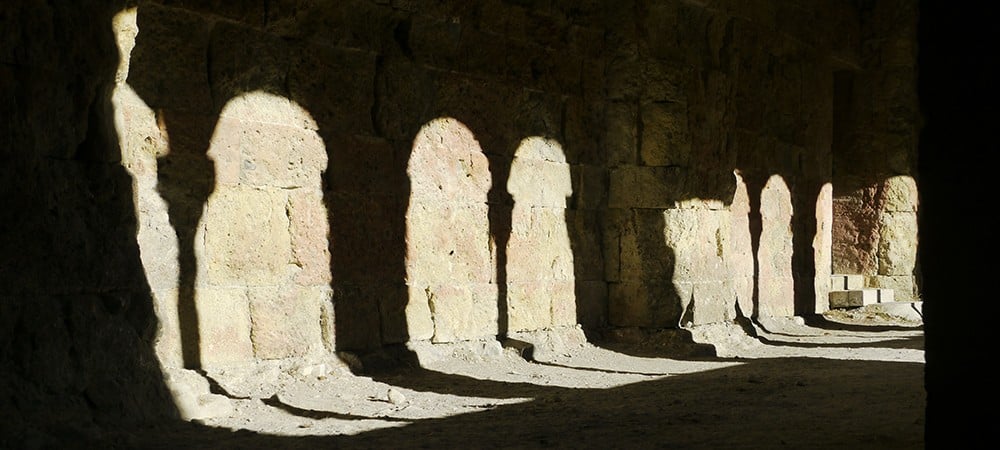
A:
[427,283,499,343]
[114,90,166,178]
[287,189,332,286]
[731,277,755,317]
[134,195,180,292]
[878,211,918,276]
[813,182,834,314]
[508,159,573,208]
[728,172,755,315]
[639,101,691,167]
[882,175,918,212]
[238,122,327,189]
[196,288,253,367]
[507,282,552,332]
[871,275,918,302]
[405,284,435,341]
[406,202,493,284]
[758,276,794,317]
[549,280,579,327]
[662,208,727,284]
[507,206,574,282]
[506,281,576,331]
[203,186,293,287]
[757,175,793,283]
[151,288,183,369]
[408,118,491,203]
[204,116,243,186]
[690,281,735,325]
[247,286,326,360]
[831,274,865,290]
[218,93,319,131]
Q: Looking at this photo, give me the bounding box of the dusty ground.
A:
[113,303,924,449]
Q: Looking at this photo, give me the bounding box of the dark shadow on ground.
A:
[115,356,925,449]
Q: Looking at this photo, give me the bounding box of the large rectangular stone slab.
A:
[831,274,865,290]
[829,289,878,308]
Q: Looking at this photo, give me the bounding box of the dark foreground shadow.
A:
[114,355,924,450]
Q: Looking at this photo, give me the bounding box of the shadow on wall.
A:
[0,1,179,444]
[118,1,820,373]
[120,1,609,369]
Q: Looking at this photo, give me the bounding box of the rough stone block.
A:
[408,117,492,202]
[871,275,918,302]
[406,202,493,284]
[608,281,682,327]
[878,211,918,276]
[405,284,436,341]
[332,284,384,351]
[608,165,687,208]
[202,186,293,287]
[507,206,574,282]
[236,122,327,190]
[758,276,794,317]
[327,134,400,195]
[616,209,678,283]
[662,208,728,283]
[829,289,878,308]
[248,286,328,360]
[507,280,577,332]
[128,4,213,112]
[831,274,866,290]
[195,288,253,367]
[425,283,499,343]
[287,189,332,286]
[689,281,736,325]
[508,155,572,209]
[640,101,691,167]
[329,192,406,284]
[374,283,412,344]
[574,280,609,328]
[287,43,376,134]
[605,101,638,165]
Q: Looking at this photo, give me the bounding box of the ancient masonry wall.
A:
[831,1,921,300]
[106,0,919,370]
[0,0,180,439]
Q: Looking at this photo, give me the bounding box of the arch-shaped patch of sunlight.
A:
[111,7,184,367]
[728,170,756,319]
[813,182,834,314]
[405,118,496,343]
[199,91,330,366]
[757,174,794,317]
[506,136,575,332]
[875,175,920,300]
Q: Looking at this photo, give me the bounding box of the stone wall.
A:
[831,0,920,300]
[0,0,178,443]
[106,0,920,369]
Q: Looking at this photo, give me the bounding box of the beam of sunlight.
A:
[813,182,834,314]
[506,136,575,332]
[405,117,496,343]
[757,174,795,317]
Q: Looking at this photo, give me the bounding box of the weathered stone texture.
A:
[100,0,922,369]
[757,176,795,317]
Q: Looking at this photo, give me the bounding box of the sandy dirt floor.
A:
[111,303,924,449]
